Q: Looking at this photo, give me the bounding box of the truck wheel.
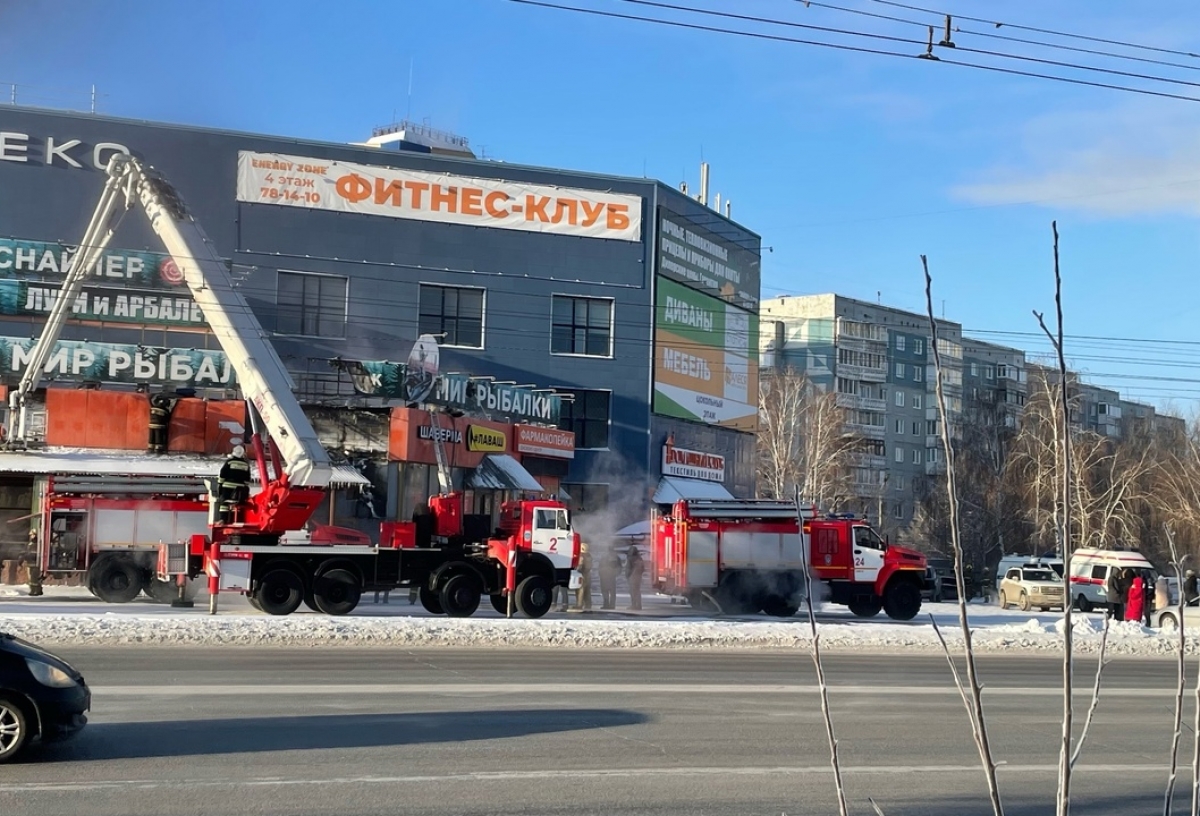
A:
[145,578,197,604]
[255,568,304,616]
[0,696,30,764]
[882,581,922,621]
[515,575,553,618]
[848,595,882,618]
[90,557,144,604]
[312,569,362,616]
[419,586,444,615]
[1076,595,1093,613]
[762,596,799,618]
[490,593,513,616]
[440,574,482,618]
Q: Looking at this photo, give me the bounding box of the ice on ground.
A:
[0,588,1191,655]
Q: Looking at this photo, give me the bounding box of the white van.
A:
[1068,547,1155,612]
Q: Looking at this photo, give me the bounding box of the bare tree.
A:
[757,366,859,508]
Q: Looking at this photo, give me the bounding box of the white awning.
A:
[0,448,371,487]
[614,520,651,538]
[466,454,545,493]
[652,476,735,504]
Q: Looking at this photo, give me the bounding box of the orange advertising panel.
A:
[389,407,511,469]
[46,389,150,450]
[167,398,206,453]
[513,425,575,459]
[204,400,247,455]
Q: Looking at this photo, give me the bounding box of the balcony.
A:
[848,452,886,469]
[837,363,887,383]
[836,319,887,344]
[835,392,887,412]
[844,422,886,440]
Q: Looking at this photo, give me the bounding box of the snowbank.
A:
[0,588,1191,654]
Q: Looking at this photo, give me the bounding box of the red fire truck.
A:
[16,154,577,618]
[651,499,928,621]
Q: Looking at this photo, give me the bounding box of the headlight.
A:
[25,659,77,689]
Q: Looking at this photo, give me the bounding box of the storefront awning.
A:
[466,454,545,493]
[0,448,371,487]
[652,476,735,504]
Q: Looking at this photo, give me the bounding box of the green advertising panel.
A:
[0,336,235,389]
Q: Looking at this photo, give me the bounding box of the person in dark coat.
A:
[1124,570,1145,624]
[625,545,645,611]
[22,527,42,597]
[599,544,623,610]
[1142,570,1155,626]
[1104,567,1125,621]
[1185,570,1199,606]
[148,394,172,453]
[217,444,252,524]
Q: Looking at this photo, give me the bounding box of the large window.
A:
[277,271,347,337]
[557,388,610,449]
[552,296,613,356]
[419,284,484,348]
[561,482,610,515]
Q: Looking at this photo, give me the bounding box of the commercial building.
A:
[0,108,762,547]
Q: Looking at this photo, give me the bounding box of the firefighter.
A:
[626,544,645,611]
[599,543,622,610]
[217,444,252,524]
[23,527,42,597]
[148,394,172,453]
[574,541,593,611]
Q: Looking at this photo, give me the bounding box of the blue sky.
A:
[3,0,1198,407]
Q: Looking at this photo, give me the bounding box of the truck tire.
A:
[490,593,513,616]
[419,585,444,615]
[848,595,882,618]
[145,578,200,605]
[312,569,362,616]
[90,557,145,604]
[762,596,799,618]
[515,575,553,618]
[882,580,922,621]
[255,568,304,616]
[440,573,482,618]
[0,696,30,764]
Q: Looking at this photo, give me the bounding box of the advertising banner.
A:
[0,238,206,328]
[653,276,758,432]
[662,441,726,482]
[0,336,235,389]
[514,425,575,459]
[237,151,643,242]
[656,210,761,310]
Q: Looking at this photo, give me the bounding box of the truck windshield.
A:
[1022,569,1059,582]
[535,508,569,530]
[854,526,886,551]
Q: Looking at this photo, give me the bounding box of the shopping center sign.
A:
[237,151,643,242]
[0,336,234,388]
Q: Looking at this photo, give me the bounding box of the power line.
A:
[868,0,1200,60]
[507,0,1200,103]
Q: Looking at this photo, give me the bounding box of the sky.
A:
[1,0,1198,409]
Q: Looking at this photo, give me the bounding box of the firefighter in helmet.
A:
[148,394,172,454]
[217,444,252,524]
[23,527,43,597]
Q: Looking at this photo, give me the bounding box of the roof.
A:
[652,476,735,504]
[465,454,544,493]
[0,448,371,487]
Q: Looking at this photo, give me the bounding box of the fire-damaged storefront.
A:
[0,107,762,542]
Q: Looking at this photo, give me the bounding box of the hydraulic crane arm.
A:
[11,154,332,489]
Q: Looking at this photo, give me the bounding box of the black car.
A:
[0,633,90,762]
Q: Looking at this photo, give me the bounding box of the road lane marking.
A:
[88,683,1180,697]
[0,764,1178,793]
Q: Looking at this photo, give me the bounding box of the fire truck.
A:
[650,499,928,621]
[13,154,577,618]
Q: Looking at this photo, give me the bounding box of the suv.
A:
[998,566,1066,612]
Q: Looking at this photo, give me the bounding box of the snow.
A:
[0,587,1192,654]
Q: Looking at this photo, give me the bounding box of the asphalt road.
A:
[1,647,1192,816]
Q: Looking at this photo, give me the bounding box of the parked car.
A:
[921,566,944,603]
[1155,602,1200,630]
[997,566,1066,612]
[0,633,90,762]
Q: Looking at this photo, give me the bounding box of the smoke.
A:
[570,452,652,561]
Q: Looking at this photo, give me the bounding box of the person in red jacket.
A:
[1124,569,1145,624]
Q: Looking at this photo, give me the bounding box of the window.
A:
[986,366,995,380]
[969,363,978,377]
[894,390,906,407]
[912,394,923,409]
[894,445,904,463]
[912,448,923,464]
[913,366,924,383]
[552,295,613,356]
[896,335,906,352]
[855,526,886,551]
[912,421,920,435]
[276,271,347,338]
[557,388,610,449]
[895,362,905,378]
[419,284,484,348]
[561,483,610,515]
[926,419,938,435]
[893,502,904,519]
[894,419,904,434]
[837,378,856,394]
[895,476,906,492]
[914,339,925,355]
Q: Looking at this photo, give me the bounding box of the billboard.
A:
[0,336,234,389]
[238,151,643,242]
[0,238,207,329]
[657,209,760,311]
[653,276,758,432]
